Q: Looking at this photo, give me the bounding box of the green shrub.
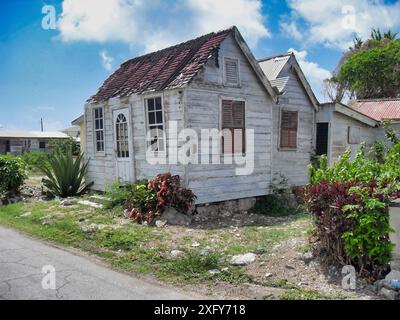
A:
[21,151,49,171]
[40,147,92,198]
[253,174,303,216]
[109,173,197,224]
[305,136,400,281]
[48,137,80,156]
[0,155,27,195]
[104,182,135,209]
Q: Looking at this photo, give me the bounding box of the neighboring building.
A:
[72,115,85,153]
[0,131,69,155]
[316,98,400,164]
[62,126,80,140]
[259,53,319,186]
[82,27,317,204]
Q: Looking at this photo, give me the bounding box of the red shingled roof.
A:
[88,28,233,103]
[349,98,400,121]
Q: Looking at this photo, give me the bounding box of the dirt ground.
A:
[3,174,381,300]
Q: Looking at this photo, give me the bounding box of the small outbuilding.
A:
[0,131,69,155]
[316,98,400,164]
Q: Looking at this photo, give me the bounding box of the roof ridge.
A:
[258,52,293,63]
[120,27,234,68]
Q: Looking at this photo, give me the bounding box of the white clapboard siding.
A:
[185,33,274,204]
[271,67,316,186]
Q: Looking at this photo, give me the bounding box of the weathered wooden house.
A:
[259,53,318,186]
[83,27,318,204]
[316,99,400,164]
[0,131,69,155]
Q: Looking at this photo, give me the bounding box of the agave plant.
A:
[41,148,93,198]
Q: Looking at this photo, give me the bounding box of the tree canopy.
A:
[337,39,400,99]
[324,29,400,101]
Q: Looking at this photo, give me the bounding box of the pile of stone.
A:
[374,269,400,300]
[0,185,46,206]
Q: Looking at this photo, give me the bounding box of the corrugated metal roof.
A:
[269,77,289,93]
[348,99,400,121]
[88,28,233,103]
[71,115,84,125]
[258,54,291,80]
[0,131,69,139]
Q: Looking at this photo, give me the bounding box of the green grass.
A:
[280,288,345,300]
[266,278,297,289]
[0,199,312,293]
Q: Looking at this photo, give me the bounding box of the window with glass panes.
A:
[94,107,105,152]
[115,113,129,158]
[145,97,165,152]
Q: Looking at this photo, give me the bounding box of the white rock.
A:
[230,253,256,266]
[208,269,220,275]
[170,250,184,258]
[380,287,400,300]
[199,246,211,256]
[20,212,32,217]
[385,269,400,281]
[77,200,103,209]
[265,273,273,278]
[191,242,200,248]
[155,220,167,228]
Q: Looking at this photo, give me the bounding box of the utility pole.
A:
[41,118,44,132]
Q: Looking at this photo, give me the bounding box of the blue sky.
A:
[0,0,399,131]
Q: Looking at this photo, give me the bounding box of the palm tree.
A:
[383,30,398,40]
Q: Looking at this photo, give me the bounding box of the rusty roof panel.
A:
[349,99,400,121]
[88,28,232,103]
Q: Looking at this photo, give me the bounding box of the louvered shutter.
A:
[222,100,233,127]
[224,58,239,86]
[221,100,245,154]
[280,110,298,148]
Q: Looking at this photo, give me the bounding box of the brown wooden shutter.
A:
[280,110,298,148]
[222,100,233,128]
[221,100,245,154]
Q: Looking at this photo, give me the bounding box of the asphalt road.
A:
[0,226,196,300]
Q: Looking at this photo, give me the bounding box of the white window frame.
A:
[93,106,105,154]
[144,96,166,153]
[223,56,241,87]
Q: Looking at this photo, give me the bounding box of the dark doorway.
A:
[5,140,10,153]
[316,123,329,156]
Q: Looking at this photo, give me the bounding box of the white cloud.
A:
[58,0,143,43]
[100,50,114,71]
[186,0,270,48]
[288,48,332,101]
[280,19,303,41]
[285,0,400,49]
[57,0,270,51]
